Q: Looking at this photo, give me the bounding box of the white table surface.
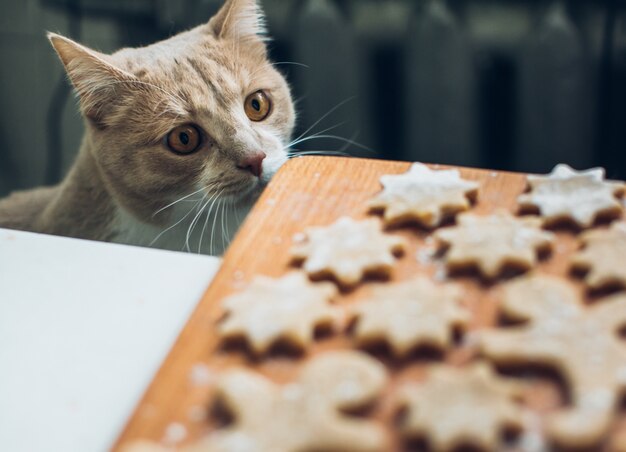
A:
[0,228,221,452]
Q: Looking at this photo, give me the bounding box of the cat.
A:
[0,0,295,255]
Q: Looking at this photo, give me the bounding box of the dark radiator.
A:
[278,0,626,178]
[37,0,626,181]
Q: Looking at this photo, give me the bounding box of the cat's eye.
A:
[244,90,272,122]
[166,124,202,154]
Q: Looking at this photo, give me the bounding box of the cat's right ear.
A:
[48,32,137,128]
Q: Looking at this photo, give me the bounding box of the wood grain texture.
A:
[114,156,624,450]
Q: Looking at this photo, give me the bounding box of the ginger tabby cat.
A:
[0,0,295,255]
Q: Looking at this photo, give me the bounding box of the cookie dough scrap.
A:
[434,211,555,279]
[368,162,479,228]
[290,216,406,288]
[349,277,469,357]
[517,164,625,228]
[218,272,339,355]
[571,222,626,290]
[395,363,523,451]
[191,351,388,452]
[479,274,626,449]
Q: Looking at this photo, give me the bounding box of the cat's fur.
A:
[0,0,295,254]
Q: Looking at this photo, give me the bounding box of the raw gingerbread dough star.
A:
[349,277,469,357]
[434,211,554,279]
[218,272,339,355]
[570,222,626,290]
[395,362,523,451]
[517,164,625,228]
[368,163,479,228]
[290,216,406,288]
[191,351,389,452]
[480,274,626,449]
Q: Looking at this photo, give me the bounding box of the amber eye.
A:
[244,90,272,121]
[166,124,202,154]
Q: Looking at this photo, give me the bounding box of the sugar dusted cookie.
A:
[434,211,554,279]
[368,163,479,228]
[571,222,626,291]
[517,164,625,228]
[290,216,406,288]
[218,272,338,355]
[349,277,469,357]
[395,363,523,451]
[480,274,626,449]
[192,351,388,452]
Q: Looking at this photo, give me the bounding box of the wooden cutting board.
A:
[114,156,623,450]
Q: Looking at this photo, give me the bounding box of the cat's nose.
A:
[237,151,266,178]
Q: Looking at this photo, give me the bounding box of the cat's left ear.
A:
[208,0,267,43]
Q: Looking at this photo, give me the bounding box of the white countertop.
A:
[0,228,221,452]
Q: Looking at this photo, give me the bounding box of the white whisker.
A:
[152,186,206,217]
[287,134,374,153]
[227,203,235,243]
[288,150,352,158]
[292,97,357,144]
[196,207,212,255]
[220,200,227,252]
[234,205,244,227]
[184,193,210,252]
[338,129,362,154]
[198,189,223,254]
[285,122,347,149]
[149,197,202,247]
[209,198,222,256]
[272,61,309,69]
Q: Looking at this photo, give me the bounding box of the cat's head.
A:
[49,0,295,222]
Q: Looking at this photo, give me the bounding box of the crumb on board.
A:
[188,363,214,387]
[162,422,187,445]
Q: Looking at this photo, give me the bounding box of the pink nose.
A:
[237,151,266,178]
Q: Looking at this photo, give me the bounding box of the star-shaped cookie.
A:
[517,164,625,228]
[395,363,523,451]
[192,351,388,452]
[368,163,479,228]
[480,274,626,449]
[570,222,626,290]
[434,211,555,279]
[218,272,339,355]
[290,217,406,288]
[349,277,469,357]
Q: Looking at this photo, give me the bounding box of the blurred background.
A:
[1,0,625,198]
